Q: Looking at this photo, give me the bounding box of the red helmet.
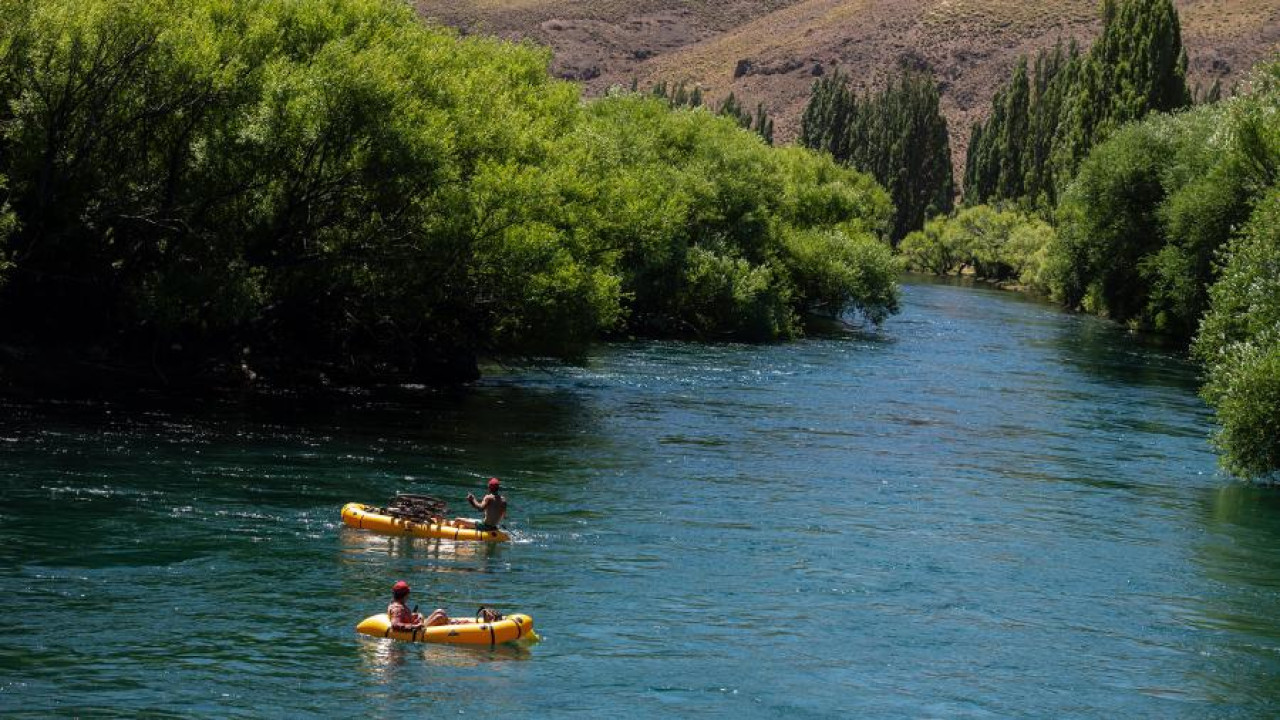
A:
[392,580,410,597]
[487,478,501,491]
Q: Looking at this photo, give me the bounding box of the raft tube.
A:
[341,502,509,542]
[356,612,534,646]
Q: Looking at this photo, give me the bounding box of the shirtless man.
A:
[453,477,507,531]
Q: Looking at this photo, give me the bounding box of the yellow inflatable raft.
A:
[341,502,509,542]
[356,612,534,646]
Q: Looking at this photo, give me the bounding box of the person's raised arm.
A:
[467,492,488,511]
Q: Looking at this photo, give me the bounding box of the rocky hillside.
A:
[415,0,1279,165]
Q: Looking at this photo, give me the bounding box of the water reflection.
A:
[1199,485,1280,607]
[1185,485,1280,712]
[357,635,532,681]
[1047,313,1200,391]
[339,528,504,564]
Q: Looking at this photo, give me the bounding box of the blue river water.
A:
[2,277,1279,718]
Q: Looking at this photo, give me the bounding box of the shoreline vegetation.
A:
[0,0,900,391]
[885,0,1279,479]
[0,0,1275,480]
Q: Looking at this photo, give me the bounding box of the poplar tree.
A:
[963,0,1190,207]
[800,70,954,241]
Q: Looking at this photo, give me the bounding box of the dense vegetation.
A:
[1194,188,1280,479]
[1050,93,1274,339]
[964,0,1190,208]
[559,94,897,341]
[0,0,899,385]
[931,59,1279,478]
[910,0,1277,479]
[942,61,1280,476]
[645,81,774,144]
[898,206,1056,291]
[800,70,953,242]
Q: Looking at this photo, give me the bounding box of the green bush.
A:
[898,219,956,276]
[1052,62,1279,338]
[1194,188,1280,478]
[563,94,899,339]
[0,0,902,381]
[782,227,901,324]
[899,205,1057,293]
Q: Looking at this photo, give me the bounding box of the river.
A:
[3,277,1279,718]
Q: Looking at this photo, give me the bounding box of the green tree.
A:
[1194,188,1280,478]
[964,0,1189,208]
[800,70,953,241]
[899,205,1057,291]
[567,94,898,339]
[1051,61,1278,337]
[0,0,902,385]
[0,0,614,378]
[800,70,856,161]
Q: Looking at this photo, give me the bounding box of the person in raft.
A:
[388,580,500,629]
[450,477,507,532]
[388,580,451,629]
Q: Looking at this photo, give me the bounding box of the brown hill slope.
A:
[417,0,1280,165]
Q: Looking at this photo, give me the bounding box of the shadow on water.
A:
[802,313,897,344]
[1046,313,1200,392]
[0,382,598,570]
[0,380,597,443]
[906,272,1199,391]
[1187,485,1280,710]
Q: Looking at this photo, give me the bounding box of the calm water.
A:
[3,278,1280,718]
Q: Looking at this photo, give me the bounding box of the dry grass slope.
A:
[417,0,1280,169]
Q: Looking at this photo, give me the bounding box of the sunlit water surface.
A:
[3,278,1279,718]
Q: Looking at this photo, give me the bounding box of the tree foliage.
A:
[1191,62,1280,479]
[800,69,954,241]
[566,94,897,340]
[1052,63,1278,339]
[899,206,1057,291]
[647,81,774,144]
[0,0,900,383]
[964,0,1190,208]
[1194,188,1280,478]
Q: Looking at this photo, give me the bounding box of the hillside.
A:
[415,0,1280,167]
